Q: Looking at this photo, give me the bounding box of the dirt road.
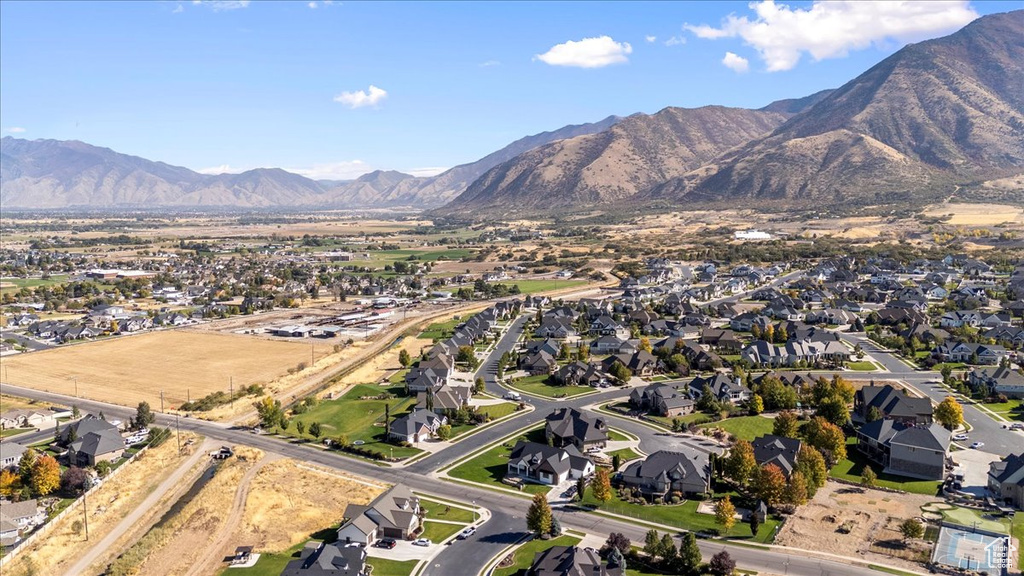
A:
[66,438,217,576]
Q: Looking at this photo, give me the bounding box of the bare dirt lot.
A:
[1,330,334,409]
[774,481,941,571]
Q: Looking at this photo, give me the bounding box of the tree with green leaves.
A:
[612,453,622,472]
[134,401,155,429]
[749,512,761,537]
[861,465,877,488]
[474,376,486,394]
[724,440,758,485]
[866,406,884,423]
[72,405,81,419]
[254,396,283,428]
[295,420,306,435]
[643,529,662,558]
[899,518,923,542]
[659,533,677,563]
[816,396,850,426]
[748,394,764,416]
[610,362,632,384]
[796,445,828,497]
[678,532,702,573]
[399,349,412,367]
[934,396,964,430]
[576,477,587,502]
[526,493,552,535]
[715,495,737,532]
[309,421,322,439]
[773,410,799,438]
[752,463,787,508]
[549,515,562,537]
[19,448,38,484]
[784,470,808,506]
[436,424,452,441]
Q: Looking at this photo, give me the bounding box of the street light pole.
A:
[82,488,90,541]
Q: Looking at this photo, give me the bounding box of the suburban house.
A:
[0,442,27,469]
[600,351,659,378]
[988,453,1024,510]
[553,361,604,387]
[0,408,56,431]
[932,341,1007,365]
[544,408,608,451]
[337,484,421,545]
[741,339,851,367]
[620,449,711,500]
[688,374,751,405]
[751,435,803,478]
[853,385,934,424]
[967,367,1024,399]
[280,541,367,576]
[387,409,446,444]
[856,420,951,480]
[68,427,126,466]
[527,545,623,576]
[0,499,42,546]
[520,351,558,375]
[506,441,594,486]
[629,383,694,417]
[404,355,453,393]
[416,383,471,414]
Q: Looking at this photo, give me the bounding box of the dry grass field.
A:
[1,331,334,409]
[0,393,54,413]
[923,202,1024,226]
[2,432,202,576]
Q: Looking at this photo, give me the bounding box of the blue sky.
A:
[0,1,1017,179]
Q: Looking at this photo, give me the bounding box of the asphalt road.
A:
[0,329,54,351]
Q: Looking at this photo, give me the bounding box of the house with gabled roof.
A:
[388,409,446,444]
[621,448,711,500]
[506,441,593,486]
[967,366,1024,399]
[337,484,421,545]
[751,435,802,478]
[856,420,951,480]
[0,442,27,469]
[281,541,367,576]
[69,427,125,466]
[528,545,623,576]
[545,408,608,450]
[988,453,1024,510]
[854,385,933,425]
[629,383,694,417]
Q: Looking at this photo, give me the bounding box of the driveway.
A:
[949,448,1002,496]
[366,539,436,561]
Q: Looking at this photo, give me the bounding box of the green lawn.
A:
[981,398,1023,421]
[220,541,304,576]
[830,439,940,496]
[607,447,642,463]
[0,275,69,289]
[606,429,634,442]
[418,316,469,340]
[940,506,1011,534]
[846,361,877,371]
[280,384,421,459]
[367,558,419,576]
[580,492,779,544]
[450,401,520,438]
[420,498,477,523]
[491,279,587,295]
[1014,512,1024,568]
[0,427,34,438]
[447,428,552,495]
[420,520,466,543]
[699,416,774,441]
[508,374,597,399]
[494,535,582,576]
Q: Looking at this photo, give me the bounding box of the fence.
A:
[0,443,151,568]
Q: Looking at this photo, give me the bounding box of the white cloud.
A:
[664,35,686,46]
[534,36,632,68]
[197,164,244,175]
[172,4,184,13]
[288,160,372,181]
[684,0,978,72]
[4,127,27,134]
[722,52,750,73]
[308,1,317,8]
[192,0,250,11]
[333,85,388,109]
[406,167,449,178]
[645,35,657,43]
[479,60,501,67]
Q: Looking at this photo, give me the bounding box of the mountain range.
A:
[2,10,1021,214]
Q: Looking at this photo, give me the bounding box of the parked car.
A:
[456,527,476,540]
[952,433,968,441]
[375,538,397,549]
[970,442,985,449]
[412,538,431,547]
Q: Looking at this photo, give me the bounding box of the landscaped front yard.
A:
[493,535,582,576]
[981,398,1023,421]
[580,491,779,544]
[447,427,552,495]
[508,374,598,399]
[280,384,422,459]
[698,415,774,441]
[847,360,877,371]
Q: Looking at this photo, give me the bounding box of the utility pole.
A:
[175,412,181,455]
[73,376,78,397]
[230,377,234,407]
[160,390,164,412]
[311,342,315,366]
[82,488,90,541]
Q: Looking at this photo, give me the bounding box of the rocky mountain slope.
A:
[650,10,1024,207]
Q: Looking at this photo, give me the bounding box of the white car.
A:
[952,433,968,441]
[412,538,431,547]
[970,442,985,449]
[457,527,476,540]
